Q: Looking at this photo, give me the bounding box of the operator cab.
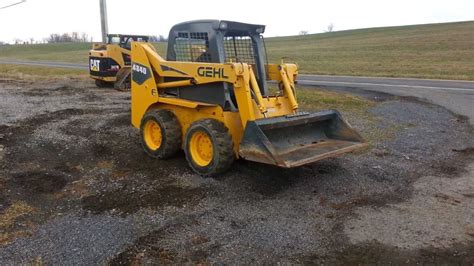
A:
[108,34,150,50]
[165,20,268,111]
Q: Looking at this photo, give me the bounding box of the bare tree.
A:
[46,32,92,43]
[80,32,89,43]
[326,23,334,33]
[299,30,309,36]
[71,32,79,42]
[149,35,167,42]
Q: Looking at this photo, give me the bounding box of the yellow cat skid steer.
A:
[131,20,367,176]
[89,34,149,90]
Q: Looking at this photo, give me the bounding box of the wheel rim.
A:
[189,131,214,167]
[143,120,162,150]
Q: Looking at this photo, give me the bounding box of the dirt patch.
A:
[431,147,474,177]
[82,186,207,215]
[345,163,474,250]
[0,78,20,84]
[453,147,474,155]
[109,215,214,265]
[299,241,474,265]
[0,201,35,246]
[236,162,302,197]
[0,194,10,213]
[326,193,403,211]
[11,171,68,194]
[21,87,70,97]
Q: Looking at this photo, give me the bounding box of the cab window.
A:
[174,32,211,62]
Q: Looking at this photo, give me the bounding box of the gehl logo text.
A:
[197,67,229,79]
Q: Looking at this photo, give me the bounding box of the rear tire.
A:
[184,119,235,176]
[95,79,112,88]
[140,110,182,159]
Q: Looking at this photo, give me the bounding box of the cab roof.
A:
[170,20,266,35]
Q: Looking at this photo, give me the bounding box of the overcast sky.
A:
[0,0,473,43]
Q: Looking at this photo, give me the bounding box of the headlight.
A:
[219,22,228,30]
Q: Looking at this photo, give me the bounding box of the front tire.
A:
[140,110,182,159]
[184,119,235,176]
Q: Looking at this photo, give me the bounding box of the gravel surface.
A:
[0,78,472,264]
[345,163,474,249]
[0,213,149,264]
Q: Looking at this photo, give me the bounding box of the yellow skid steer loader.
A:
[89,34,149,90]
[131,20,366,176]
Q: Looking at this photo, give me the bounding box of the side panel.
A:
[131,45,159,129]
[107,45,127,66]
[89,56,120,79]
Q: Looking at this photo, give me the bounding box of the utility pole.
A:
[99,0,108,43]
[0,0,26,10]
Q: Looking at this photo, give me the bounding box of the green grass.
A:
[151,43,168,57]
[0,42,167,65]
[0,42,90,63]
[266,21,474,80]
[297,87,376,113]
[0,64,86,79]
[1,21,473,80]
[296,87,396,146]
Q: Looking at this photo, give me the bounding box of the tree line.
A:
[46,32,92,43]
[1,33,167,45]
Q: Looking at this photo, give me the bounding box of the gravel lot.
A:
[0,78,472,264]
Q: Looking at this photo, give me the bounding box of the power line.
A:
[0,0,26,10]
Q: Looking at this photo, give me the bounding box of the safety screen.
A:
[174,32,211,62]
[223,36,256,64]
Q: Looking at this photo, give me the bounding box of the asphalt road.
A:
[298,74,474,124]
[1,59,473,123]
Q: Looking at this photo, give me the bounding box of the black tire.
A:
[95,79,112,88]
[184,119,235,177]
[140,110,182,159]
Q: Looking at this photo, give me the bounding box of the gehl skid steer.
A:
[89,34,149,90]
[131,20,366,176]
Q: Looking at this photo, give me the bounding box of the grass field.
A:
[0,21,473,80]
[0,64,86,80]
[266,21,474,80]
[0,42,167,65]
